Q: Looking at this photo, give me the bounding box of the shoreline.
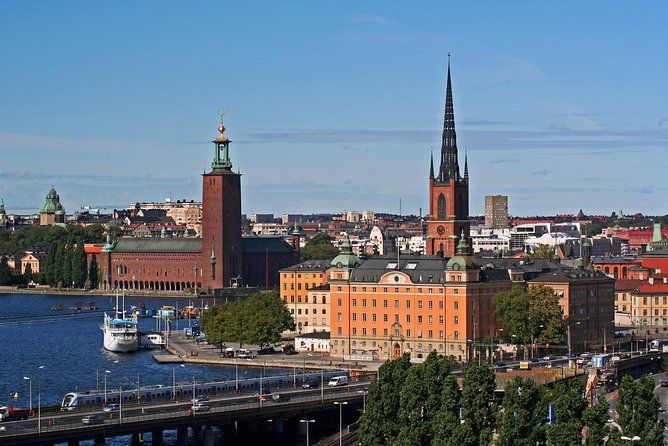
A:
[0,286,205,300]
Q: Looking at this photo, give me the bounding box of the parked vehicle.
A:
[192,395,209,403]
[302,381,320,390]
[102,404,120,412]
[328,376,349,387]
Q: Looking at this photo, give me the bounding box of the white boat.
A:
[101,293,139,353]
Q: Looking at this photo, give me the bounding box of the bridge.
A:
[0,384,367,446]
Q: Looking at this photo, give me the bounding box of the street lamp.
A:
[36,365,43,434]
[300,418,315,446]
[104,370,111,403]
[334,401,348,446]
[568,321,581,367]
[358,388,368,413]
[172,364,185,400]
[22,376,32,413]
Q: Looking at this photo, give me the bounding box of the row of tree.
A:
[200,290,294,349]
[43,239,99,288]
[359,353,665,445]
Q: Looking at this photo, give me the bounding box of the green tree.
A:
[44,242,57,286]
[52,242,64,287]
[432,373,462,446]
[300,233,339,261]
[0,257,12,285]
[612,375,665,445]
[457,364,497,446]
[23,263,33,284]
[61,242,72,287]
[244,290,294,346]
[497,377,546,446]
[71,239,87,288]
[494,285,564,359]
[396,360,431,446]
[359,354,412,446]
[528,244,557,260]
[582,398,610,446]
[545,380,589,445]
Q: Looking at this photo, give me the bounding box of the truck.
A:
[519,361,531,370]
[591,354,612,368]
[0,405,30,422]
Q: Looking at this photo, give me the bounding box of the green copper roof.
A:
[40,187,65,214]
[330,233,362,269]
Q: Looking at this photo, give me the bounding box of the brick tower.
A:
[201,118,242,290]
[426,57,470,257]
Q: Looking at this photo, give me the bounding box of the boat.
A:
[101,293,139,353]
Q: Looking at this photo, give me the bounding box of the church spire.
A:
[463,149,469,180]
[429,149,434,179]
[438,54,461,183]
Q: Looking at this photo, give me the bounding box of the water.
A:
[0,293,342,445]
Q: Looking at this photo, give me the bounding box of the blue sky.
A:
[1,1,667,218]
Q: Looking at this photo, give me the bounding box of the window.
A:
[384,314,388,322]
[352,328,357,335]
[352,299,357,307]
[417,315,422,323]
[406,315,411,323]
[362,299,367,307]
[418,301,423,309]
[337,299,342,306]
[454,331,459,339]
[384,300,388,308]
[322,296,327,304]
[406,329,411,337]
[428,330,433,338]
[362,328,367,335]
[439,330,444,338]
[372,299,377,307]
[362,313,367,322]
[372,328,377,336]
[384,328,388,336]
[428,301,433,309]
[372,314,377,322]
[406,262,418,269]
[395,300,399,308]
[386,262,397,269]
[454,316,459,324]
[298,309,302,315]
[428,315,433,324]
[337,313,342,321]
[439,301,443,309]
[352,313,357,321]
[439,316,443,324]
[454,301,459,310]
[406,300,410,309]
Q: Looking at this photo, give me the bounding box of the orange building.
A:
[279,260,330,333]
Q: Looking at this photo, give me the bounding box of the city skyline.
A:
[1,2,667,217]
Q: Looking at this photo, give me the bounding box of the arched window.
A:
[437,194,446,220]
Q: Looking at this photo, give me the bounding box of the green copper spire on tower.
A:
[212,111,233,170]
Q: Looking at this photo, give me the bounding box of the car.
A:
[543,354,556,361]
[193,395,209,403]
[660,380,668,388]
[283,346,298,355]
[302,381,320,390]
[82,414,104,425]
[102,403,120,412]
[272,393,290,402]
[493,361,506,368]
[192,403,210,412]
[529,358,540,363]
[254,388,272,397]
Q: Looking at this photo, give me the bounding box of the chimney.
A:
[649,277,654,285]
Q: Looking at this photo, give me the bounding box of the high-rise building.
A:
[426,59,470,257]
[484,195,508,229]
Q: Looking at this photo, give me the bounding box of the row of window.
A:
[340,313,456,325]
[334,326,460,339]
[282,296,327,304]
[340,298,459,310]
[290,308,326,315]
[117,266,201,277]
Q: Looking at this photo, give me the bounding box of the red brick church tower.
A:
[426,58,470,257]
[201,117,243,290]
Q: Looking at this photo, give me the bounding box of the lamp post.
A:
[568,321,581,368]
[36,365,43,434]
[334,401,348,446]
[358,389,368,413]
[172,364,185,400]
[104,370,111,403]
[118,385,123,425]
[300,418,315,446]
[22,376,32,413]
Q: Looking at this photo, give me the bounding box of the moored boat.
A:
[101,293,138,353]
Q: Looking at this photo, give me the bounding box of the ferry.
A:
[101,293,139,353]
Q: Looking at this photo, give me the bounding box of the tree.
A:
[0,257,12,285]
[494,285,564,359]
[545,380,589,445]
[71,239,87,288]
[244,290,294,346]
[612,375,665,445]
[457,364,497,446]
[496,377,546,446]
[23,263,33,284]
[300,233,339,261]
[44,241,57,286]
[528,244,556,260]
[52,242,64,287]
[359,353,412,446]
[61,242,72,287]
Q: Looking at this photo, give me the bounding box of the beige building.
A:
[279,260,330,333]
[484,195,509,229]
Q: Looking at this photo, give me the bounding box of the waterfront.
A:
[0,293,346,445]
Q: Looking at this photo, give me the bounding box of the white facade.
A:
[346,211,361,223]
[470,227,511,253]
[296,333,330,353]
[361,210,375,222]
[251,223,287,235]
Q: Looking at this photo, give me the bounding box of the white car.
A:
[192,403,210,412]
[103,403,120,412]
